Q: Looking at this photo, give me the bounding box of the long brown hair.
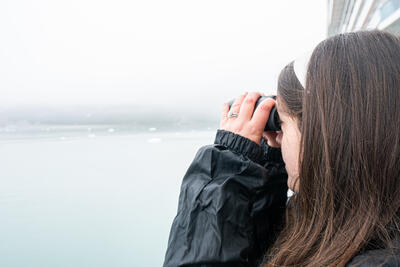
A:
[263,30,400,266]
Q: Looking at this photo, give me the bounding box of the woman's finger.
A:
[251,97,275,131]
[229,92,248,116]
[238,92,263,121]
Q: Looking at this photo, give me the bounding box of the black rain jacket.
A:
[163,129,400,267]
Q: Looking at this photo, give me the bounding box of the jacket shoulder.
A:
[163,129,288,267]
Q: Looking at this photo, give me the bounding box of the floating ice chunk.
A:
[108,128,115,133]
[147,138,162,143]
[60,136,67,140]
[148,127,157,132]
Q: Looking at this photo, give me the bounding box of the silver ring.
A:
[228,111,239,118]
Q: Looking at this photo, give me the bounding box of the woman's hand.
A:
[262,131,281,148]
[220,91,276,146]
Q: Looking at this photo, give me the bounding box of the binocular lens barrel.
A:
[227,96,281,132]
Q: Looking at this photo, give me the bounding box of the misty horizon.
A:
[0,104,221,135]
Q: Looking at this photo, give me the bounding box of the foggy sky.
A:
[0,0,327,113]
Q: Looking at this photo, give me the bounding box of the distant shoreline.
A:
[0,124,219,143]
[0,104,220,127]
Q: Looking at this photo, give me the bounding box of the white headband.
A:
[293,50,313,89]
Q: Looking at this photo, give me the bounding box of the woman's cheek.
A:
[280,136,289,169]
[281,136,296,178]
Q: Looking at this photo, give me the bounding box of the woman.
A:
[163,30,400,266]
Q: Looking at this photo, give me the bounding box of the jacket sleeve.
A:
[163,129,288,267]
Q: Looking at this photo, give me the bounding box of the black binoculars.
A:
[227,95,281,131]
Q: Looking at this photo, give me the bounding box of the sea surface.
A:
[0,128,217,267]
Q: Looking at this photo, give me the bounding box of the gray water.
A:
[0,129,217,267]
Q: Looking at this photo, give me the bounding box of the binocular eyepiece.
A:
[227,95,281,131]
